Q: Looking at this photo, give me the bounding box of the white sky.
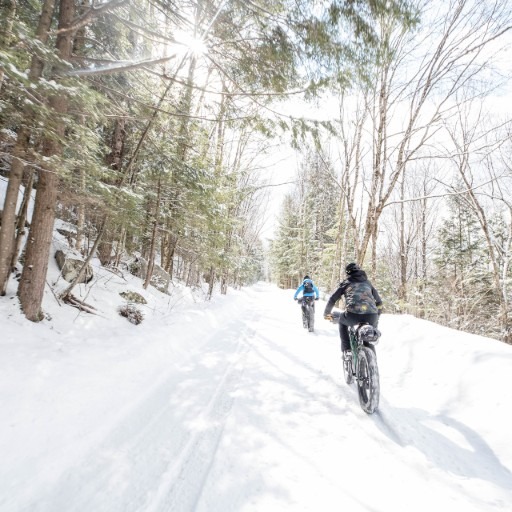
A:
[0,253,511,511]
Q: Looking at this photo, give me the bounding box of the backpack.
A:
[303,280,314,294]
[357,324,381,344]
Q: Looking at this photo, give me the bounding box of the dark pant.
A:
[338,311,379,352]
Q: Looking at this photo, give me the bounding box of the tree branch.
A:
[55,0,129,34]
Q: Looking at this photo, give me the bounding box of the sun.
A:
[174,30,208,57]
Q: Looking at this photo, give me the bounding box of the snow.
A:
[0,177,26,214]
[0,265,511,512]
[0,202,510,510]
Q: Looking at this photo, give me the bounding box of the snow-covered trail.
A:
[1,282,511,511]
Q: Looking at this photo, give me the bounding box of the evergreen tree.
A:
[430,194,495,333]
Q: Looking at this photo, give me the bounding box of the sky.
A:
[0,249,511,511]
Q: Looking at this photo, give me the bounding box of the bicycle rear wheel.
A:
[307,304,314,332]
[356,346,380,414]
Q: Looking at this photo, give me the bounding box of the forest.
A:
[1,0,512,343]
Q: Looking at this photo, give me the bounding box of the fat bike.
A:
[330,311,381,414]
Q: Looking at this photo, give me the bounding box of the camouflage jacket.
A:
[324,270,382,315]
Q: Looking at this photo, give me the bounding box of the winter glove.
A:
[324,314,333,321]
[315,297,319,301]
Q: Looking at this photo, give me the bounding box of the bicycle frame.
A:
[348,326,364,365]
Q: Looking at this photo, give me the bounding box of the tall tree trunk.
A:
[97,117,127,264]
[418,191,428,318]
[113,226,126,269]
[207,266,215,300]
[18,0,74,321]
[162,233,178,275]
[143,176,161,289]
[11,169,34,269]
[398,176,407,305]
[0,0,56,295]
[75,168,86,253]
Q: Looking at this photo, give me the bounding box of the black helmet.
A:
[345,263,360,275]
[303,275,310,280]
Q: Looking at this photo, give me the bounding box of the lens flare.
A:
[174,31,208,56]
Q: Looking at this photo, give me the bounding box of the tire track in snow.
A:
[21,321,252,512]
[145,329,251,512]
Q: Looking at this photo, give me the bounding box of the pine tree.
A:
[431,194,494,332]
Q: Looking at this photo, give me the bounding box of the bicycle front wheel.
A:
[343,354,354,385]
[356,346,380,414]
[302,307,308,328]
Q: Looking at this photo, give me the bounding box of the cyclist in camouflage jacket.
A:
[324,263,383,355]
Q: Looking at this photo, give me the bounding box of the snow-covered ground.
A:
[0,274,511,511]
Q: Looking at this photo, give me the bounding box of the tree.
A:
[338,0,512,264]
[432,193,493,332]
[0,0,421,319]
[442,99,512,341]
[0,0,57,296]
[17,0,76,320]
[269,145,338,290]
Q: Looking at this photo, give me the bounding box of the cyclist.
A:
[294,275,320,323]
[323,263,382,362]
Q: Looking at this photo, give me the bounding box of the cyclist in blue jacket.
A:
[294,275,320,319]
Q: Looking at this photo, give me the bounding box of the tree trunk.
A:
[11,168,34,269]
[398,176,407,305]
[18,0,74,321]
[162,230,178,276]
[220,271,228,295]
[75,175,86,254]
[418,192,428,318]
[113,226,126,269]
[96,116,128,265]
[207,266,215,300]
[143,176,161,289]
[0,0,56,295]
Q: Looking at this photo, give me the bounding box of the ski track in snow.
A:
[1,282,511,512]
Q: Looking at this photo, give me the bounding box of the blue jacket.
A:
[294,279,320,299]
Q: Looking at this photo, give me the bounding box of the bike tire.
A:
[343,355,354,385]
[356,346,380,414]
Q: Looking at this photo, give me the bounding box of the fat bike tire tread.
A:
[308,307,314,332]
[343,356,354,385]
[356,346,380,414]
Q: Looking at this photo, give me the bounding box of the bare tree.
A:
[342,0,512,264]
[444,99,512,341]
